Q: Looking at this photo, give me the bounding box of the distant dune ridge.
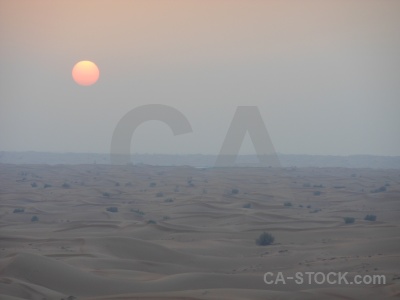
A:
[1,151,400,168]
[0,163,399,299]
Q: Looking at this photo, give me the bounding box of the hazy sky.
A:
[1,0,399,156]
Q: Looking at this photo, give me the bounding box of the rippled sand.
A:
[1,164,399,299]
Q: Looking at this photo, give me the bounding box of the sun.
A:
[72,60,99,86]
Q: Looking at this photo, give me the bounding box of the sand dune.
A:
[0,164,399,299]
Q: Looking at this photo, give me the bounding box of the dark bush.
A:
[31,215,39,222]
[149,182,157,187]
[313,191,321,196]
[364,214,377,221]
[343,217,355,224]
[31,182,37,187]
[156,192,164,197]
[256,232,275,246]
[43,183,52,188]
[131,208,145,215]
[102,192,111,198]
[147,220,157,224]
[370,186,386,193]
[13,208,25,213]
[106,207,118,213]
[62,183,70,189]
[242,203,252,208]
[284,202,292,207]
[187,179,194,187]
[231,188,239,194]
[164,198,174,203]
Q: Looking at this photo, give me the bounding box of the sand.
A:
[0,164,399,299]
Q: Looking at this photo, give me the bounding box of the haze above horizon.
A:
[1,0,399,156]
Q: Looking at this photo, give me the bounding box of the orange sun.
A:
[72,60,99,86]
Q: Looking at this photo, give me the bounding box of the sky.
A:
[0,0,399,156]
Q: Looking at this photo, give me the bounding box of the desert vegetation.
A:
[131,208,145,215]
[62,183,70,189]
[106,206,118,213]
[371,186,387,193]
[256,232,275,246]
[343,217,355,224]
[364,214,377,221]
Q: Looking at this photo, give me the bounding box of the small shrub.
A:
[313,184,323,188]
[303,183,311,188]
[125,182,133,187]
[242,203,252,208]
[174,185,180,192]
[13,208,25,213]
[164,198,174,203]
[102,192,111,198]
[231,188,239,195]
[62,183,70,189]
[284,202,292,207]
[131,208,145,215]
[187,179,194,187]
[364,214,377,221]
[306,205,311,208]
[147,220,157,224]
[31,182,37,187]
[149,182,157,187]
[370,186,386,193]
[43,183,52,188]
[343,217,355,224]
[106,207,118,213]
[31,215,39,222]
[115,182,120,187]
[299,204,303,208]
[256,232,275,246]
[163,216,170,220]
[313,191,321,196]
[156,192,164,197]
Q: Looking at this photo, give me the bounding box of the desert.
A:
[0,163,399,299]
